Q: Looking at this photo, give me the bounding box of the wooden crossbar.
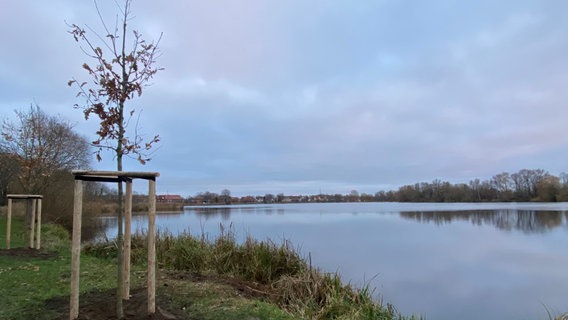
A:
[72,170,159,180]
[7,194,43,199]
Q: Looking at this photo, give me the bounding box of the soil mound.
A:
[45,288,185,320]
[0,247,57,259]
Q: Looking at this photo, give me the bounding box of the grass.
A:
[0,250,125,319]
[84,226,417,319]
[0,218,139,319]
[545,304,568,320]
[160,271,295,320]
[0,211,27,249]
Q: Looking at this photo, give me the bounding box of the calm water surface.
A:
[103,202,568,320]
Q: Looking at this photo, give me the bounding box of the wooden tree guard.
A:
[5,194,43,250]
[70,170,159,320]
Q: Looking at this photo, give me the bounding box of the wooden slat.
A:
[72,170,159,180]
[6,198,12,249]
[73,176,127,183]
[35,199,42,249]
[7,194,43,199]
[29,199,36,249]
[123,180,133,299]
[147,179,156,314]
[70,180,83,320]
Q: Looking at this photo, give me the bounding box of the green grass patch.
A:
[0,213,27,249]
[0,218,145,319]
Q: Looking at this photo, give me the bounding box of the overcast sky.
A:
[1,0,568,197]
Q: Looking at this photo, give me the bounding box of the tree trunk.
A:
[116,182,124,318]
[116,95,125,318]
[116,151,124,319]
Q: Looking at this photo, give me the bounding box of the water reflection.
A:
[186,205,568,234]
[192,207,232,220]
[81,216,114,242]
[188,206,285,220]
[400,210,568,233]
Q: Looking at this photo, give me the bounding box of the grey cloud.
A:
[2,0,568,196]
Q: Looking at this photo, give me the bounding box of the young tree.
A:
[68,0,162,317]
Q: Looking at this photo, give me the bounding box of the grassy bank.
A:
[85,227,416,320]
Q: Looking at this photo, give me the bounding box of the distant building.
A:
[281,195,305,203]
[156,194,184,203]
[239,196,257,204]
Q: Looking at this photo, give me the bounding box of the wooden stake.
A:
[35,199,42,249]
[29,199,36,249]
[70,180,83,320]
[6,198,12,249]
[147,179,156,314]
[123,180,133,299]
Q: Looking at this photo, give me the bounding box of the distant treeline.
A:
[188,168,568,204]
[78,168,567,205]
[380,168,567,203]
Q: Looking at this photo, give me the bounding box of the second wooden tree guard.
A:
[70,170,159,320]
[5,194,43,249]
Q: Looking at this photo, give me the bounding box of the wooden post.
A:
[6,198,12,249]
[29,199,36,249]
[35,198,42,249]
[147,178,156,314]
[70,180,83,320]
[123,180,133,299]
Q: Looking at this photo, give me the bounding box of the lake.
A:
[102,202,568,320]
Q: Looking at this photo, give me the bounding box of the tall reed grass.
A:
[83,226,416,319]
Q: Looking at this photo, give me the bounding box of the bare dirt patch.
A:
[0,247,58,259]
[44,272,274,320]
[43,270,274,320]
[44,287,184,320]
